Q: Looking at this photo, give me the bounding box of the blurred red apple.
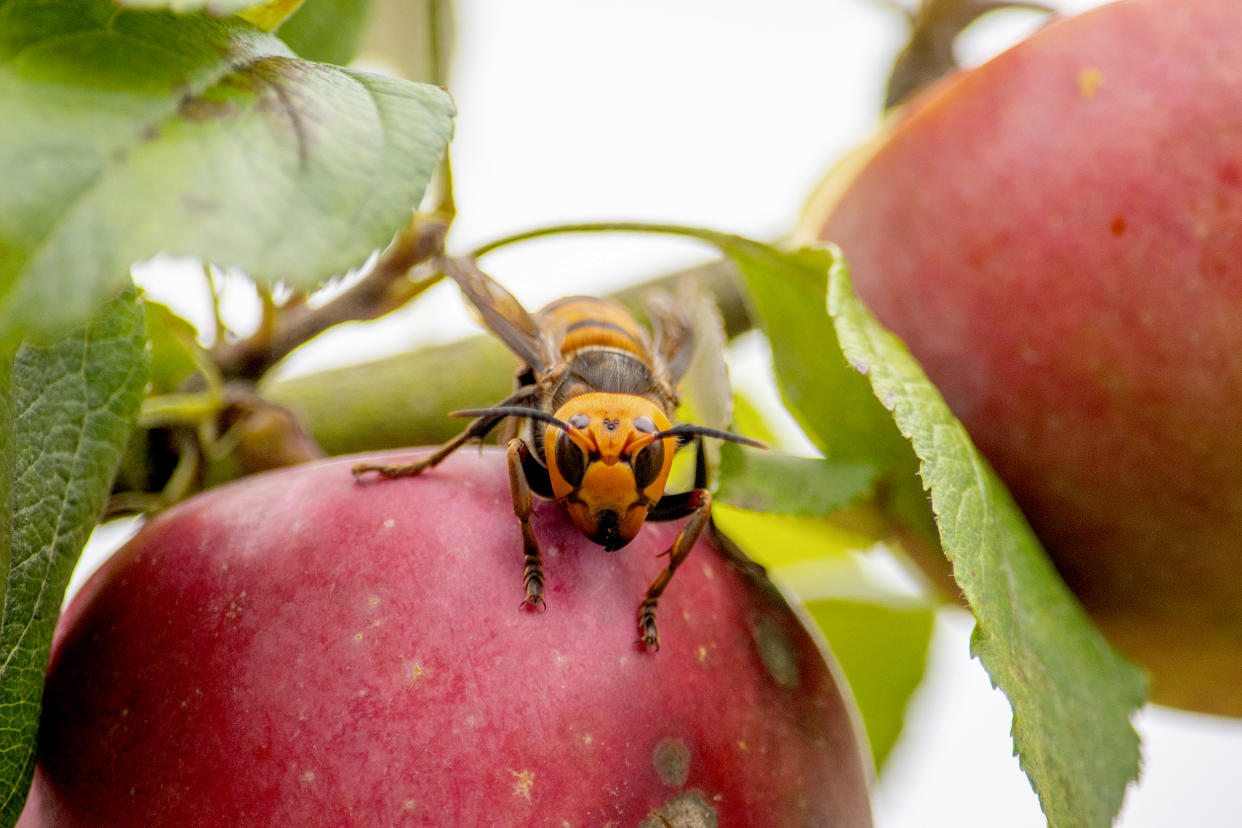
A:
[801,0,1242,713]
[19,449,872,827]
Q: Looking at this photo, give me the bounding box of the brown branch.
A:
[210,215,450,382]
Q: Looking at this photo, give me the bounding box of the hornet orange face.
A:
[543,393,676,550]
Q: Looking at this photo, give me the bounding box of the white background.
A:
[120,0,1242,825]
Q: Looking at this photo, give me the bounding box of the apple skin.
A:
[19,449,872,827]
[803,0,1242,713]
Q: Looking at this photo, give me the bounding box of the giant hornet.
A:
[353,258,764,649]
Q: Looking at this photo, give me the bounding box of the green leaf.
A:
[277,0,373,65]
[711,506,872,571]
[0,0,455,347]
[804,595,934,770]
[726,393,779,449]
[117,0,308,31]
[727,247,890,459]
[117,0,267,15]
[826,251,1146,826]
[0,288,150,823]
[719,242,937,544]
[144,299,202,395]
[714,442,879,517]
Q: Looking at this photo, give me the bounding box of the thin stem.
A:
[468,221,746,260]
[203,262,227,345]
[422,1,455,226]
[139,391,221,428]
[428,149,455,222]
[426,0,451,89]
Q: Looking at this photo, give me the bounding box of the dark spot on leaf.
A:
[639,790,719,828]
[1110,216,1126,236]
[179,95,235,123]
[246,57,320,170]
[218,69,265,94]
[652,737,691,787]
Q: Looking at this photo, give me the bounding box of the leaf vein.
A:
[0,329,93,679]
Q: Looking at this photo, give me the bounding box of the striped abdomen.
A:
[537,296,653,366]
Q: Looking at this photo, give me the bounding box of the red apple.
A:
[801,0,1242,713]
[19,449,872,826]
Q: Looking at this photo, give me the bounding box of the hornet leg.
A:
[507,438,555,611]
[351,388,534,480]
[639,488,712,650]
